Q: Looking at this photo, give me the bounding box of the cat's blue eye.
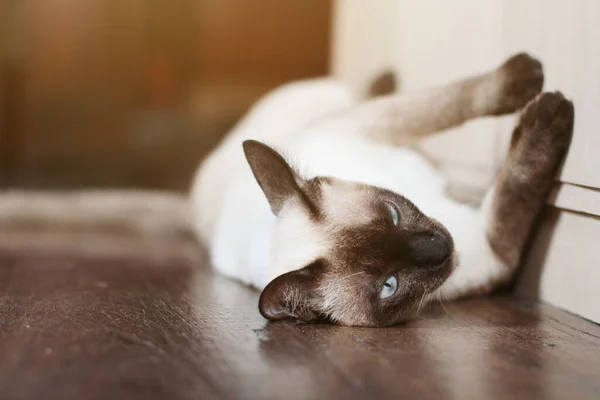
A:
[380,275,398,300]
[386,202,399,226]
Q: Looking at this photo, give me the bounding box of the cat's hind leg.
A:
[351,53,544,146]
[436,91,574,300]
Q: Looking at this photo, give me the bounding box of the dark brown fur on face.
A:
[255,173,456,327]
[315,182,455,326]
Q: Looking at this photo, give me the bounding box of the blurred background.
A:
[0,0,332,191]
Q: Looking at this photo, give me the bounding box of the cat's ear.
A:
[242,140,314,216]
[259,261,324,322]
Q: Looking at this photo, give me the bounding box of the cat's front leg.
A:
[436,92,574,301]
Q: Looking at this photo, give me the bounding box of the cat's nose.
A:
[407,231,452,268]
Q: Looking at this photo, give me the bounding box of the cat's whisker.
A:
[333,271,366,281]
[415,291,427,316]
[438,290,459,320]
[436,290,452,318]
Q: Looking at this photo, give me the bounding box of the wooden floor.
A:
[0,232,599,400]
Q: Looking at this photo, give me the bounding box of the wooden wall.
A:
[0,0,332,191]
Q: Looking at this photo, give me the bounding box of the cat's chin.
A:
[408,252,456,293]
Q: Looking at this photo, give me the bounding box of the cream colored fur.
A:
[191,76,509,300]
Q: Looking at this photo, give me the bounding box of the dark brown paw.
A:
[514,91,575,159]
[494,53,544,115]
[521,91,574,140]
[367,70,398,98]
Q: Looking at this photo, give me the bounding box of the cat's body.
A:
[0,53,574,327]
[191,53,573,326]
[191,78,489,295]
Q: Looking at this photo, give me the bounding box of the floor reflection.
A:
[1,232,599,399]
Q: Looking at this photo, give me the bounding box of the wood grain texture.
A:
[0,231,599,400]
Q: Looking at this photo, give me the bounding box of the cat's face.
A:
[244,140,455,327]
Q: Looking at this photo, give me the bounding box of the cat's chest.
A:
[282,131,446,206]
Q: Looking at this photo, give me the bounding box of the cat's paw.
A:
[492,53,544,115]
[516,91,575,156]
[367,70,398,98]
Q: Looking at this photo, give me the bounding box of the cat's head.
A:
[243,140,456,327]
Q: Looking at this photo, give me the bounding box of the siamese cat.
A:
[0,53,574,327]
[191,52,573,326]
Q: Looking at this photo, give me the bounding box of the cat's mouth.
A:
[408,252,456,293]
